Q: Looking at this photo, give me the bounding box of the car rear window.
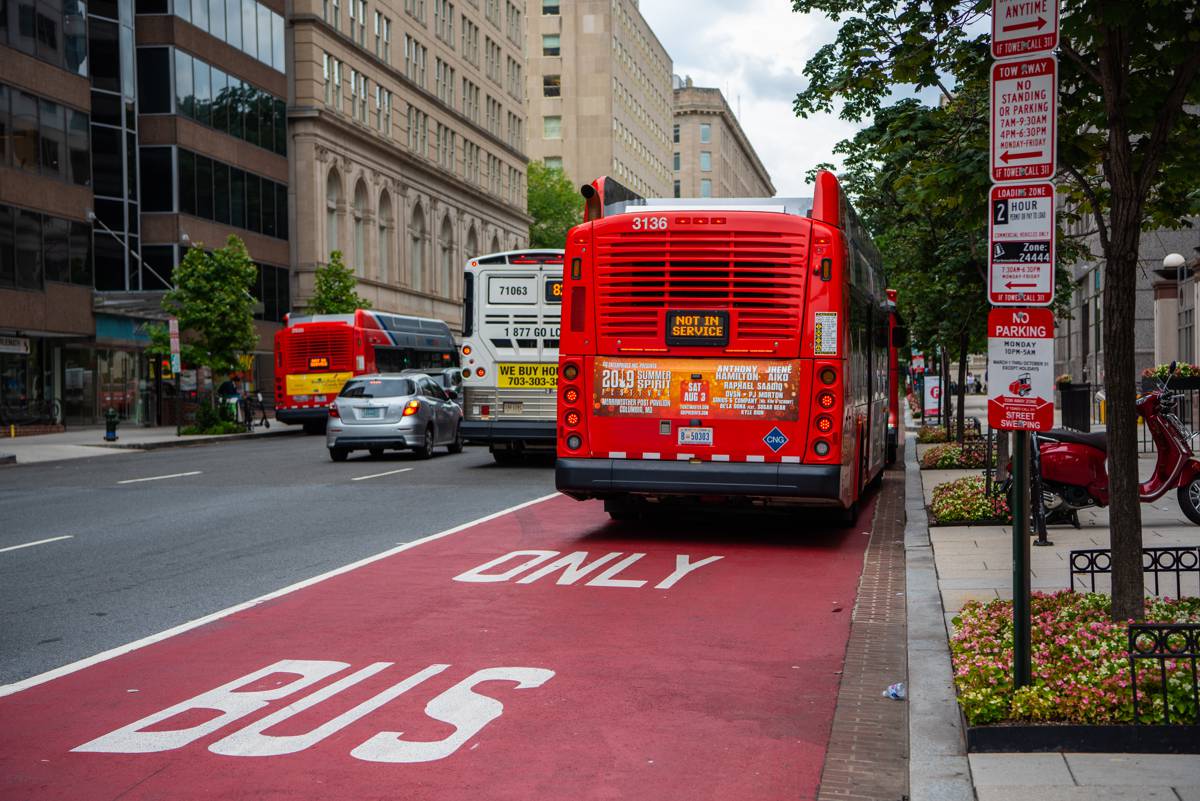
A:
[339,378,415,398]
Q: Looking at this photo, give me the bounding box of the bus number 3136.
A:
[505,327,561,338]
[630,216,669,231]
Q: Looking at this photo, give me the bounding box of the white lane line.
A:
[351,468,414,482]
[0,535,74,554]
[0,492,561,699]
[117,471,203,485]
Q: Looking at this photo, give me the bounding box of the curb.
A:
[90,426,304,451]
[0,453,14,466]
[905,426,975,801]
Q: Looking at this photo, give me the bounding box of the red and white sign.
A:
[987,307,1055,431]
[989,182,1055,306]
[912,351,925,372]
[923,375,941,418]
[991,56,1057,183]
[992,0,1059,59]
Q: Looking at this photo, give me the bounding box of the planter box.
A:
[966,722,1200,754]
[1143,376,1200,391]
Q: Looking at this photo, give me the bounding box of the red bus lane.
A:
[0,495,874,801]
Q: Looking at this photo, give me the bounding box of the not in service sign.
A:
[987,307,1055,431]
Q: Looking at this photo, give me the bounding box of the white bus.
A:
[459,249,564,462]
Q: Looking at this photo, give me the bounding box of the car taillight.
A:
[329,403,340,418]
[403,400,420,416]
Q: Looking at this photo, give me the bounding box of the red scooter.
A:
[1022,365,1200,526]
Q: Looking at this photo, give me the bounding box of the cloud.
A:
[640,0,861,196]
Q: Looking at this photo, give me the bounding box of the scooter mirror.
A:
[1170,360,1178,376]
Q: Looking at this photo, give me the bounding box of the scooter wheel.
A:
[1177,477,1200,525]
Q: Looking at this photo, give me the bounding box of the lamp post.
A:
[1166,253,1187,364]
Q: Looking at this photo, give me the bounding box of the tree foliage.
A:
[793,0,1200,619]
[147,235,259,375]
[308,250,372,314]
[527,161,583,249]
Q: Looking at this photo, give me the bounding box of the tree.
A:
[793,0,1200,620]
[527,161,583,248]
[147,235,259,376]
[308,250,372,314]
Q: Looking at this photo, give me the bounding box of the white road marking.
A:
[0,535,74,554]
[117,471,203,485]
[0,492,561,698]
[351,468,414,482]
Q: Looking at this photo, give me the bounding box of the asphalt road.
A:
[0,436,556,685]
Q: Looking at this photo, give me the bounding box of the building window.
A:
[542,0,558,13]
[700,123,711,143]
[541,33,559,56]
[543,74,560,97]
[2,83,91,186]
[167,48,287,155]
[174,0,284,72]
[410,203,426,292]
[374,12,392,61]
[700,179,711,197]
[438,215,454,294]
[673,180,680,198]
[673,152,680,171]
[673,123,679,144]
[325,168,341,253]
[543,115,561,139]
[700,151,711,171]
[544,156,562,170]
[0,203,92,290]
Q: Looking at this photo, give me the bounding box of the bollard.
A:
[104,408,119,441]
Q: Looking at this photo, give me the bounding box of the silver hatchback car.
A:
[326,374,464,461]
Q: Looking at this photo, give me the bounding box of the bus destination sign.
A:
[987,307,1055,431]
[594,357,799,421]
[988,182,1055,306]
[665,310,729,347]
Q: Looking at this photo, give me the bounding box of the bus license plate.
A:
[678,427,713,446]
[503,401,523,414]
[497,363,558,389]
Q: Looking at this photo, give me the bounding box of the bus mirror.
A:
[893,326,909,347]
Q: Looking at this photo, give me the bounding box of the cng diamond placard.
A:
[991,56,1057,182]
[987,307,1055,431]
[989,182,1055,306]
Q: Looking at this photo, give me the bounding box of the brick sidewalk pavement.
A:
[817,462,909,801]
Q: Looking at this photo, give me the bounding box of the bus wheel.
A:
[416,426,435,459]
[303,420,327,435]
[447,424,464,454]
[604,497,642,521]
[328,447,349,462]
[835,501,860,527]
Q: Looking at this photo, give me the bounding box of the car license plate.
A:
[678,427,713,446]
[503,401,523,414]
[360,407,382,419]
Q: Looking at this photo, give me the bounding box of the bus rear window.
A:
[339,379,415,398]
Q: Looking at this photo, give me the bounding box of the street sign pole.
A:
[169,318,181,436]
[1012,431,1032,689]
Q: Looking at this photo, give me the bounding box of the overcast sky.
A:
[639,0,876,198]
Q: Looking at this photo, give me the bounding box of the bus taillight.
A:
[561,362,579,381]
[816,415,834,434]
[818,367,837,385]
[564,409,581,427]
[813,440,831,457]
[563,386,579,404]
[816,390,836,410]
[462,345,472,355]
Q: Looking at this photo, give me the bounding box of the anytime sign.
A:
[987,307,1055,431]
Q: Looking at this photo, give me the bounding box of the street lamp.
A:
[86,209,176,291]
[1166,253,1188,363]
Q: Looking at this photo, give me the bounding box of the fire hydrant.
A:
[104,408,119,441]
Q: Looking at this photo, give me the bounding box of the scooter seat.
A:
[1039,428,1107,452]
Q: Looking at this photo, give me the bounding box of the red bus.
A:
[885,288,907,465]
[274,310,458,432]
[555,171,899,522]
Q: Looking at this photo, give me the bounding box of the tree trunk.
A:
[956,329,969,445]
[942,348,951,432]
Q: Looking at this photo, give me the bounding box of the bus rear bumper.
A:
[462,419,556,445]
[555,458,843,503]
[275,408,330,425]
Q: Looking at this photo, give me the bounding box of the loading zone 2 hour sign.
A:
[989,182,1055,306]
[987,307,1055,431]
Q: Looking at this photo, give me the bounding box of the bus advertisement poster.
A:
[987,307,1055,431]
[593,358,800,421]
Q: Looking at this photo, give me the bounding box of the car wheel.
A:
[369,448,384,458]
[447,423,464,454]
[417,426,435,459]
[329,447,349,462]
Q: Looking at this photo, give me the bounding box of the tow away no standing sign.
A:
[991,56,1057,183]
[987,307,1055,431]
[989,182,1055,306]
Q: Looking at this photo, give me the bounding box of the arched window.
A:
[465,225,479,259]
[438,215,455,296]
[377,191,393,285]
[325,169,342,254]
[410,202,426,293]
[489,233,500,253]
[353,180,367,277]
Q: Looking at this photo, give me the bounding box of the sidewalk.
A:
[906,398,1200,800]
[0,422,301,466]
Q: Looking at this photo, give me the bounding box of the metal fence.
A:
[1069,547,1200,598]
[1093,384,1200,454]
[1129,622,1200,725]
[0,399,62,426]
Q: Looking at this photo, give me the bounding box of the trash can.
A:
[1058,383,1091,432]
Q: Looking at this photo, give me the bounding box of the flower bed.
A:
[952,592,1200,726]
[921,441,994,469]
[930,475,1010,524]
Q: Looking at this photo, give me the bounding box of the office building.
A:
[527,0,672,198]
[289,0,532,330]
[672,76,773,199]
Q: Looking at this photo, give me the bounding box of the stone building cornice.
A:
[673,85,775,196]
